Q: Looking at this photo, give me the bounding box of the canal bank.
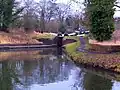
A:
[64,36,120,73]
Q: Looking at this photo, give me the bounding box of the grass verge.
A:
[64,36,120,74]
[32,33,55,39]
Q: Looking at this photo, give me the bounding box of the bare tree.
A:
[46,0,58,22]
[22,0,37,32]
[13,0,76,33]
[35,0,59,32]
[115,0,120,9]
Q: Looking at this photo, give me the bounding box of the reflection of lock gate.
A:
[57,36,64,47]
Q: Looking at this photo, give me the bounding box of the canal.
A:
[0,48,120,90]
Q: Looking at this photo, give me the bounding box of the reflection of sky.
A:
[112,81,120,90]
[30,67,83,90]
[15,67,84,90]
[1,50,120,90]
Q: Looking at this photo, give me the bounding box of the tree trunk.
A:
[0,25,9,33]
[40,10,45,33]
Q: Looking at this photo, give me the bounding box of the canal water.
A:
[0,48,120,90]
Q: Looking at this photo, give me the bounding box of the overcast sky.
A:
[19,0,120,17]
[56,0,120,17]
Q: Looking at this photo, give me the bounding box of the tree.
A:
[68,0,89,31]
[73,15,81,30]
[85,0,116,41]
[23,0,37,32]
[65,15,73,26]
[0,0,23,33]
[114,1,120,8]
[58,24,66,34]
[46,0,58,22]
[115,5,120,8]
[35,0,58,33]
[82,0,91,30]
[55,2,72,33]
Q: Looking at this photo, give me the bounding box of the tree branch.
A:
[115,5,120,8]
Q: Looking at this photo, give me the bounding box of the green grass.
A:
[64,36,120,81]
[64,36,120,74]
[65,39,79,53]
[64,36,79,40]
[64,36,80,54]
[64,36,85,61]
[64,36,89,54]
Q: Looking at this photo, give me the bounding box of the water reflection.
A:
[83,73,113,90]
[112,81,120,90]
[56,47,63,55]
[0,49,120,90]
[0,61,20,90]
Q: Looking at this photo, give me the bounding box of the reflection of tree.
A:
[83,73,113,90]
[39,57,45,84]
[0,50,75,89]
[38,55,69,84]
[23,61,37,75]
[13,54,71,87]
[23,60,38,86]
[0,61,20,90]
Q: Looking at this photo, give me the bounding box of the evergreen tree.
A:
[0,0,23,32]
[58,24,66,34]
[86,0,116,41]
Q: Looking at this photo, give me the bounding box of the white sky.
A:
[56,0,120,17]
[19,0,120,17]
